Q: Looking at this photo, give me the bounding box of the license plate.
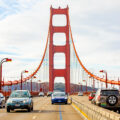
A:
[15,104,20,107]
[58,100,61,102]
[101,103,106,106]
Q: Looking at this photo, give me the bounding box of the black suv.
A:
[94,88,120,112]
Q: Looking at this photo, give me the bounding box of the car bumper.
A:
[52,98,67,103]
[6,103,31,110]
[101,106,120,110]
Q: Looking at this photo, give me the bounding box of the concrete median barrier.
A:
[70,98,120,120]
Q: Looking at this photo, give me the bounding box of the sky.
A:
[0,0,120,83]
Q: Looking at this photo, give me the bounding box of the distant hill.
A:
[54,82,97,92]
[3,82,97,92]
[54,82,65,92]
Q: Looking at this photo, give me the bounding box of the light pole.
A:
[31,76,36,93]
[97,80,99,89]
[100,75,104,89]
[118,77,120,91]
[79,82,82,92]
[38,80,42,92]
[83,80,87,93]
[100,70,108,89]
[89,76,95,92]
[2,77,4,91]
[0,58,12,91]
[111,80,114,88]
[78,82,80,91]
[21,70,28,90]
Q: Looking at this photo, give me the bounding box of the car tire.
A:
[65,102,67,104]
[7,107,10,112]
[118,109,120,113]
[106,95,118,106]
[98,103,101,106]
[52,102,54,104]
[28,107,31,112]
[113,109,117,112]
[31,106,33,111]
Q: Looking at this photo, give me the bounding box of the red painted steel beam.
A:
[53,26,67,33]
[53,45,66,53]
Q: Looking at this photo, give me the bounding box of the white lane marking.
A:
[32,116,37,120]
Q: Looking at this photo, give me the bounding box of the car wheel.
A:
[7,107,10,112]
[98,103,101,106]
[65,102,67,104]
[28,107,31,112]
[118,109,120,113]
[31,106,33,111]
[113,109,117,112]
[52,102,54,104]
[106,95,118,106]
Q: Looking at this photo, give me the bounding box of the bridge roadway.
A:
[0,97,83,120]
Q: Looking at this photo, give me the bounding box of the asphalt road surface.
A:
[0,97,83,120]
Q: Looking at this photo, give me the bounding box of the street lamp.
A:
[83,80,87,93]
[89,76,95,92]
[21,70,28,90]
[100,70,108,89]
[0,58,12,91]
[31,76,36,93]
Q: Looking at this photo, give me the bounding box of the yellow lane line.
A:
[69,99,91,120]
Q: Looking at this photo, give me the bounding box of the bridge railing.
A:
[71,97,120,120]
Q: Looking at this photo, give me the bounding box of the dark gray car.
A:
[6,90,33,112]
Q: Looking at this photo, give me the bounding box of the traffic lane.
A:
[34,98,84,120]
[0,97,55,120]
[0,97,85,120]
[35,101,83,120]
[61,104,84,120]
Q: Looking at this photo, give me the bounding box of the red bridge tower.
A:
[49,6,70,93]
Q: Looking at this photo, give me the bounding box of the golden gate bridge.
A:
[0,6,119,96]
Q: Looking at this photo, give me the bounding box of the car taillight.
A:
[98,95,101,101]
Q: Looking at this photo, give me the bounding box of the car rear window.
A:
[10,91,30,98]
[53,92,65,97]
[101,90,119,96]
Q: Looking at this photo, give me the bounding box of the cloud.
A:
[0,0,120,82]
